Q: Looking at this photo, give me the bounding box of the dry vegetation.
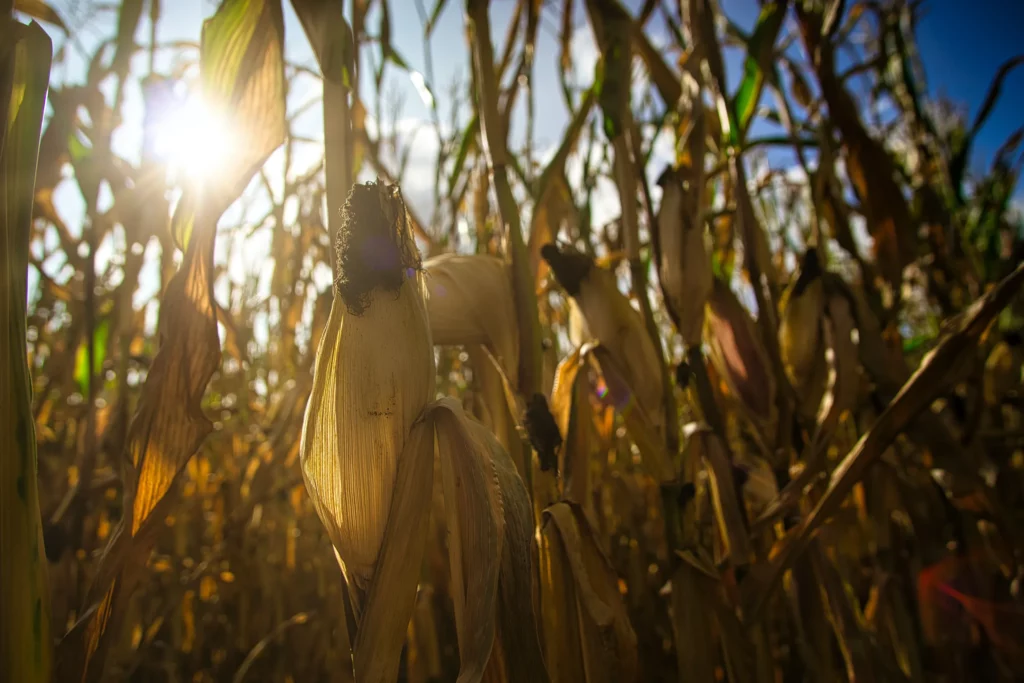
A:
[3,0,1024,681]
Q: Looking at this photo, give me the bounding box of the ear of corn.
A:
[542,244,664,432]
[779,248,828,420]
[705,277,777,437]
[300,182,435,596]
[654,166,712,347]
[302,192,545,681]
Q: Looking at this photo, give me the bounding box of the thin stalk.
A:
[323,77,352,272]
[466,0,543,400]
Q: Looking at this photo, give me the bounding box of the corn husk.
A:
[542,244,664,431]
[983,337,1022,408]
[423,254,521,468]
[779,248,828,420]
[301,182,435,594]
[705,278,777,435]
[549,349,595,511]
[301,184,546,682]
[683,424,751,565]
[424,253,518,381]
[654,166,713,347]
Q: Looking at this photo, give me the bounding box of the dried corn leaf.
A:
[540,501,638,683]
[484,400,551,683]
[431,399,504,682]
[686,425,751,566]
[550,349,594,508]
[670,551,719,683]
[55,2,285,677]
[742,262,1024,620]
[588,345,675,483]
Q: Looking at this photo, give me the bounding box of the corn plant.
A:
[5,0,1024,681]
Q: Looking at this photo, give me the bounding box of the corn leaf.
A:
[730,0,788,144]
[585,0,632,140]
[424,0,449,36]
[111,0,144,79]
[1,19,53,683]
[481,400,550,682]
[172,0,286,249]
[289,0,351,84]
[13,0,67,33]
[670,552,718,683]
[742,261,1024,620]
[949,55,1024,204]
[541,501,638,683]
[432,399,504,683]
[55,1,285,678]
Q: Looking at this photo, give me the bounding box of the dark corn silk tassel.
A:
[524,393,563,474]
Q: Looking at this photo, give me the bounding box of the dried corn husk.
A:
[983,335,1022,408]
[424,253,518,380]
[779,248,828,420]
[542,244,664,430]
[684,424,751,565]
[705,278,777,435]
[301,182,435,594]
[654,166,713,347]
[301,183,546,682]
[424,254,522,469]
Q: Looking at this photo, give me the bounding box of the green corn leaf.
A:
[171,0,286,249]
[449,113,479,194]
[73,318,110,394]
[111,0,145,79]
[730,0,789,145]
[949,55,1024,204]
[1,19,53,683]
[424,0,449,37]
[588,1,632,140]
[13,0,68,33]
[290,0,355,87]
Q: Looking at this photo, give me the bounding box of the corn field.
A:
[3,0,1024,681]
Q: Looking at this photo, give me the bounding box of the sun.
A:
[151,94,236,182]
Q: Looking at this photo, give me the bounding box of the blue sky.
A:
[914,0,1024,176]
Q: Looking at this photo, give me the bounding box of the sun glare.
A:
[152,95,235,181]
